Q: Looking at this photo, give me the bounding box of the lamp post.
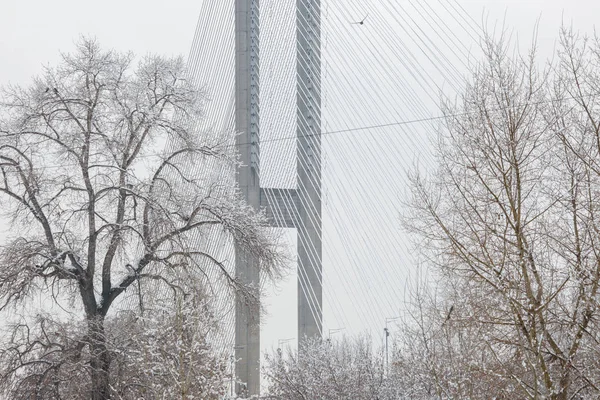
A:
[277,338,295,351]
[384,317,401,372]
[328,327,345,340]
[229,353,235,398]
[231,345,245,397]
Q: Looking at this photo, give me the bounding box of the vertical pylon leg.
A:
[296,0,322,341]
[234,0,261,397]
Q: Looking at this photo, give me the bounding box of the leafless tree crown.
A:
[402,28,600,399]
[0,38,284,399]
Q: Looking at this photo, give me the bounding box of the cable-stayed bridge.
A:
[186,0,481,396]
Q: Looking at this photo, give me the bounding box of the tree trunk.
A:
[552,370,570,400]
[88,315,111,400]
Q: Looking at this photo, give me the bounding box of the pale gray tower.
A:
[234,0,322,396]
[234,0,261,397]
[296,0,322,340]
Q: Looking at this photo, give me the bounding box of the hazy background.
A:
[1,1,598,387]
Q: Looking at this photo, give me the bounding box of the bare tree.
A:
[403,28,600,399]
[0,295,230,399]
[263,336,401,400]
[0,39,284,399]
[393,272,527,399]
[108,297,229,399]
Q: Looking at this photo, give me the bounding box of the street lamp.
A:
[384,317,401,372]
[328,327,345,339]
[231,345,245,397]
[277,338,295,352]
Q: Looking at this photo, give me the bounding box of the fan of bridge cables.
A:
[181,0,485,354]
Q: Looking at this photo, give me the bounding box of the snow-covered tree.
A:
[263,336,403,399]
[402,27,600,399]
[0,38,284,399]
[391,275,525,399]
[1,296,230,399]
[108,297,229,399]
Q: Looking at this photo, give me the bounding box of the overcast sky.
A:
[1,1,596,85]
[1,0,599,387]
[0,0,202,85]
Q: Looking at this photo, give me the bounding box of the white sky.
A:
[1,1,595,85]
[0,0,202,85]
[1,0,599,389]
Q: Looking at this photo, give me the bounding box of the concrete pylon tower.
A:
[234,0,261,397]
[234,0,322,396]
[296,0,322,340]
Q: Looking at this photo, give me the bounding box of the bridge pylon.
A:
[234,0,322,396]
